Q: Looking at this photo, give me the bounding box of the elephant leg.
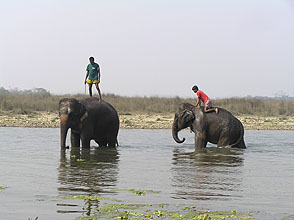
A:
[217,132,239,147]
[195,131,207,149]
[70,131,80,148]
[81,137,91,148]
[107,137,117,148]
[233,138,246,149]
[94,137,108,147]
[217,131,232,147]
[94,139,106,147]
[217,139,229,147]
[100,139,107,147]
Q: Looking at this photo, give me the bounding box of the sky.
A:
[0,0,293,98]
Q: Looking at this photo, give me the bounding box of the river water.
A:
[0,128,293,219]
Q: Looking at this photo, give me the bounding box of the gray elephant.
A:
[172,103,246,149]
[59,97,119,148]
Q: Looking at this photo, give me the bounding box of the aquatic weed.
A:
[64,195,121,203]
[105,204,253,220]
[111,188,161,196]
[68,195,107,200]
[27,217,38,220]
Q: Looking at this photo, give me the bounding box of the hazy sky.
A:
[1,0,293,98]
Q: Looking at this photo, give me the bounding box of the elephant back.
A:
[80,98,119,127]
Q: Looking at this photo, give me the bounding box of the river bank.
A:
[0,111,294,130]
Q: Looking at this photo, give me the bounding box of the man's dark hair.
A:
[89,57,94,61]
[192,85,198,91]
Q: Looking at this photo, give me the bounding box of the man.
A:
[192,85,218,114]
[84,57,102,101]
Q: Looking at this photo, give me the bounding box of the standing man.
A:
[84,57,102,101]
[192,85,218,114]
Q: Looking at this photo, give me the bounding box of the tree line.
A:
[0,87,293,116]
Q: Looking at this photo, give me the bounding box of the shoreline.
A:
[0,111,294,130]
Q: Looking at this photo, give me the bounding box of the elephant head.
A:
[59,98,88,148]
[172,103,196,143]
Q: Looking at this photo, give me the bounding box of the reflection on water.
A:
[172,148,244,201]
[58,147,119,216]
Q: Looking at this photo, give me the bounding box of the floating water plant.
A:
[77,158,86,162]
[133,189,146,196]
[0,186,7,191]
[111,188,160,196]
[64,195,120,202]
[64,189,254,220]
[75,201,254,220]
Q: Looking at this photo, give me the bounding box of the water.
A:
[0,128,294,219]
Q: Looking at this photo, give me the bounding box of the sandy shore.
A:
[0,111,294,130]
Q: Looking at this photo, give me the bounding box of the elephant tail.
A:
[116,139,119,147]
[228,121,244,148]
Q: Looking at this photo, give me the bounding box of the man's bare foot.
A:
[215,108,218,114]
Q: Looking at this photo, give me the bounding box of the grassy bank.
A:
[1,92,294,129]
[1,92,294,116]
[1,110,294,130]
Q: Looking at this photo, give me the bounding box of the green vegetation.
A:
[26,189,292,219]
[68,195,109,200]
[0,88,294,116]
[63,194,121,202]
[28,217,38,220]
[111,188,161,196]
[0,186,7,191]
[75,202,254,220]
[60,189,254,219]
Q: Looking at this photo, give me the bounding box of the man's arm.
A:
[84,71,89,84]
[196,98,201,108]
[97,68,101,83]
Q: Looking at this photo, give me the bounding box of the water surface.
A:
[0,128,294,219]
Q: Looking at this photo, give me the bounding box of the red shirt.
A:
[196,90,210,104]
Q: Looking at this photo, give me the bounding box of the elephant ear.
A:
[79,101,88,122]
[183,110,195,123]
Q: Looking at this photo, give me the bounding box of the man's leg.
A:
[204,106,218,113]
[88,83,93,97]
[95,83,102,101]
[204,101,218,113]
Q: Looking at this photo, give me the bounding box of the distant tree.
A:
[32,88,50,94]
[0,87,9,94]
[275,90,289,98]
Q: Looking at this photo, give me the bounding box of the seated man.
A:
[192,85,218,114]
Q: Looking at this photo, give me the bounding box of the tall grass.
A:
[0,93,293,116]
[214,98,294,116]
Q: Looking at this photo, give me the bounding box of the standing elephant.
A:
[59,97,119,148]
[172,103,246,149]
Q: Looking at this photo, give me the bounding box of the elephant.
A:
[172,103,246,149]
[59,97,119,148]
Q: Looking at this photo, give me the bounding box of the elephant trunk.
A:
[172,117,185,143]
[60,114,69,148]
